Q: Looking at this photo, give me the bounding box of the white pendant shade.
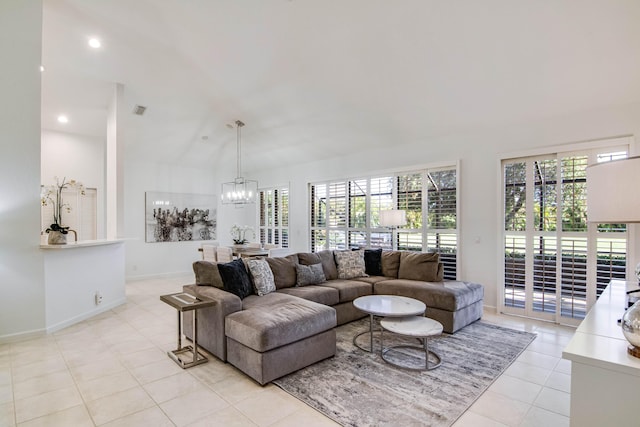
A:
[586,156,640,223]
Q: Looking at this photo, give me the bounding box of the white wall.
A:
[41,130,106,238]
[251,102,640,311]
[123,158,220,279]
[0,0,44,340]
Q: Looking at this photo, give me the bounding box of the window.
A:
[310,166,458,279]
[258,187,289,248]
[502,144,629,324]
[41,187,97,241]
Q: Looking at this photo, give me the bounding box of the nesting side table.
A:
[160,292,215,368]
[380,316,443,370]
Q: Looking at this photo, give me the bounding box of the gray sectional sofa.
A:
[183,249,483,384]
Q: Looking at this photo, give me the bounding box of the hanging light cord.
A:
[235,120,245,180]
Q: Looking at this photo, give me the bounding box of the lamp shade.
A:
[379,209,407,227]
[586,156,640,223]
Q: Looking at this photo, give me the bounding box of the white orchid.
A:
[230,224,255,245]
[41,177,85,234]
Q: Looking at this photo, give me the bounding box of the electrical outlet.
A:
[95,291,103,305]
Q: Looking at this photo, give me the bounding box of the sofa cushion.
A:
[354,275,392,285]
[277,285,340,306]
[225,299,337,353]
[295,263,326,286]
[318,279,372,303]
[192,260,224,288]
[218,258,254,299]
[374,279,483,312]
[334,250,367,279]
[298,251,338,281]
[241,292,301,310]
[266,257,297,289]
[317,250,339,280]
[246,258,276,296]
[381,250,401,278]
[364,248,383,276]
[398,251,442,281]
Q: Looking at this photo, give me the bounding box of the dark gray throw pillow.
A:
[295,263,326,286]
[364,248,383,276]
[218,258,254,299]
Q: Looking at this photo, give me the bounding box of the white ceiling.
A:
[41,0,640,172]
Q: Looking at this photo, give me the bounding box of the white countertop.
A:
[40,238,125,249]
[562,280,640,377]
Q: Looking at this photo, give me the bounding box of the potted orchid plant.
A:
[230,224,254,246]
[41,177,84,244]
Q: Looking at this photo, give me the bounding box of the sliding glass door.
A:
[502,146,628,325]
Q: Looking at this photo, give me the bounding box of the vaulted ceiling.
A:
[41,0,640,173]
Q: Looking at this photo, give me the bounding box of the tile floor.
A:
[0,275,574,426]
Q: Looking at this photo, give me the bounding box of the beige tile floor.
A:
[0,275,574,426]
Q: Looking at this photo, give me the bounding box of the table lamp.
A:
[586,156,640,357]
[380,209,407,250]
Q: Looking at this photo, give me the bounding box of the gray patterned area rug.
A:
[273,318,536,427]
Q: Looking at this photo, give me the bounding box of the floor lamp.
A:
[380,209,407,250]
[586,156,640,357]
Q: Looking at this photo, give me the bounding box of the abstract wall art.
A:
[145,192,217,243]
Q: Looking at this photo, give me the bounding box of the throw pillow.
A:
[192,260,224,288]
[218,258,254,299]
[381,250,401,278]
[246,258,276,296]
[266,256,297,289]
[295,263,327,286]
[364,248,383,276]
[334,250,368,279]
[398,251,441,281]
[298,251,339,280]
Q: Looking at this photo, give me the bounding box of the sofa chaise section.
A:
[225,293,337,385]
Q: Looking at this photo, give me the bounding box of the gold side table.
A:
[160,292,215,368]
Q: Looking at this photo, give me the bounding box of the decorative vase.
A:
[621,300,640,358]
[47,230,67,245]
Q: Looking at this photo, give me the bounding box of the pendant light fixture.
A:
[221,120,258,205]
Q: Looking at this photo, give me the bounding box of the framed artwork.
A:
[145,191,217,243]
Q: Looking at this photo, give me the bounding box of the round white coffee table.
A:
[352,295,426,352]
[380,316,443,370]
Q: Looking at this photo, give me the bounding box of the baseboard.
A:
[0,327,46,345]
[45,297,127,333]
[483,304,498,314]
[126,270,191,281]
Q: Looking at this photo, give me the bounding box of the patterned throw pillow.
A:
[295,263,327,286]
[334,250,368,279]
[246,258,276,296]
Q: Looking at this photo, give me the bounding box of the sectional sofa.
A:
[183,249,483,384]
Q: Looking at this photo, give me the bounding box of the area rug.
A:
[273,318,536,427]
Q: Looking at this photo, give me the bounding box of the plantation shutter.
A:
[258,186,289,248]
[426,169,458,280]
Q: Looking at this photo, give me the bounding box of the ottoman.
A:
[225,296,337,385]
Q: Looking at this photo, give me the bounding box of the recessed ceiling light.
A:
[57,115,69,124]
[88,38,101,48]
[39,65,44,72]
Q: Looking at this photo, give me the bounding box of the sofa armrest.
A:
[182,284,242,361]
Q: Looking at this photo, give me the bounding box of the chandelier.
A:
[221,120,258,205]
